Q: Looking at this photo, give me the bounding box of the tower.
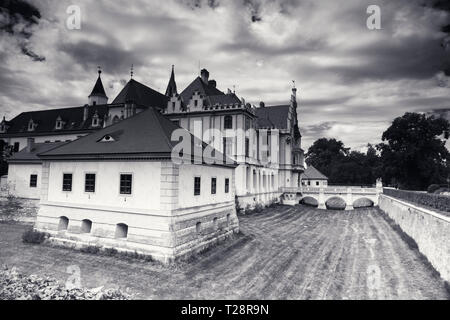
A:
[165,65,178,97]
[88,67,108,106]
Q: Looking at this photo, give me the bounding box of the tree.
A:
[377,112,450,190]
[306,138,380,185]
[305,138,349,179]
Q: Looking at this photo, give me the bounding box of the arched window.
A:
[58,216,69,231]
[81,219,92,233]
[115,223,128,239]
[224,115,233,129]
[196,222,201,234]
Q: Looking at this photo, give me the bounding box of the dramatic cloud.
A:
[0,0,449,151]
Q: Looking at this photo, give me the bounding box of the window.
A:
[211,177,216,194]
[245,116,251,131]
[120,174,132,195]
[62,174,72,191]
[172,119,180,126]
[172,102,175,110]
[245,138,249,157]
[81,219,92,233]
[13,142,19,153]
[196,222,201,234]
[225,178,229,193]
[223,137,232,156]
[213,217,218,230]
[194,99,198,107]
[115,223,128,239]
[224,115,233,129]
[58,216,69,231]
[85,173,96,192]
[29,174,37,188]
[316,181,320,186]
[194,177,201,195]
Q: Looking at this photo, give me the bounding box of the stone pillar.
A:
[345,187,354,210]
[160,161,180,212]
[318,187,326,209]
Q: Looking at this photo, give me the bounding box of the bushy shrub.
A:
[325,198,346,210]
[80,245,101,254]
[0,266,130,300]
[384,188,450,216]
[254,203,264,213]
[353,198,374,208]
[300,197,319,207]
[22,229,49,244]
[427,184,441,193]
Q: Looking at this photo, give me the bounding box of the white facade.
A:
[35,160,239,262]
[6,163,42,199]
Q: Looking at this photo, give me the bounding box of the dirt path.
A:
[0,206,448,299]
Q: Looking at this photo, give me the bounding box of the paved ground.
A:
[0,205,448,299]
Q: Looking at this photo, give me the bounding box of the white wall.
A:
[178,164,233,208]
[7,163,42,199]
[47,161,161,210]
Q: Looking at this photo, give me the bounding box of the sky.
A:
[0,0,449,151]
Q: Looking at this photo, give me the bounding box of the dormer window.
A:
[98,134,115,142]
[55,116,64,130]
[28,119,36,131]
[91,112,100,127]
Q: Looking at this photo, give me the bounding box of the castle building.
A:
[1,66,305,209]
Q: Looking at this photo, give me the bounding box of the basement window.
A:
[81,219,92,234]
[58,216,69,231]
[196,222,201,234]
[115,223,128,239]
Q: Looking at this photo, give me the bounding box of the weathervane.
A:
[97,66,102,76]
[130,64,134,79]
[292,80,296,88]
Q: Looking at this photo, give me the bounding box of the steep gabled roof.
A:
[254,105,290,129]
[180,77,225,104]
[112,79,168,109]
[8,142,67,163]
[301,165,328,180]
[207,93,241,106]
[89,75,107,98]
[0,105,109,137]
[40,108,236,167]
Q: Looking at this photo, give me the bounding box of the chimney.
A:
[83,104,89,121]
[260,101,265,108]
[200,68,209,83]
[208,79,216,88]
[26,138,35,153]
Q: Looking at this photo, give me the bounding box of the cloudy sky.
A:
[0,0,449,151]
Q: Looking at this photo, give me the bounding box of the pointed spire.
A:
[89,67,107,98]
[165,64,178,97]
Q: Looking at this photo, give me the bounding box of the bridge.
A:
[281,182,383,210]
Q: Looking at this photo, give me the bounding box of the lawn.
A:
[0,204,449,299]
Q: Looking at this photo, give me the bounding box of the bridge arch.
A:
[299,196,319,207]
[353,197,374,208]
[325,196,346,210]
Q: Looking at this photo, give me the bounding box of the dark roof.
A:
[301,165,328,180]
[89,75,107,98]
[207,93,241,106]
[0,105,109,137]
[254,105,290,129]
[40,108,236,167]
[165,65,177,97]
[180,77,225,105]
[8,142,67,163]
[112,79,168,109]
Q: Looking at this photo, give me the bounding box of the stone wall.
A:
[379,194,450,282]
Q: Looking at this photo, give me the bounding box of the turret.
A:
[88,67,108,106]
